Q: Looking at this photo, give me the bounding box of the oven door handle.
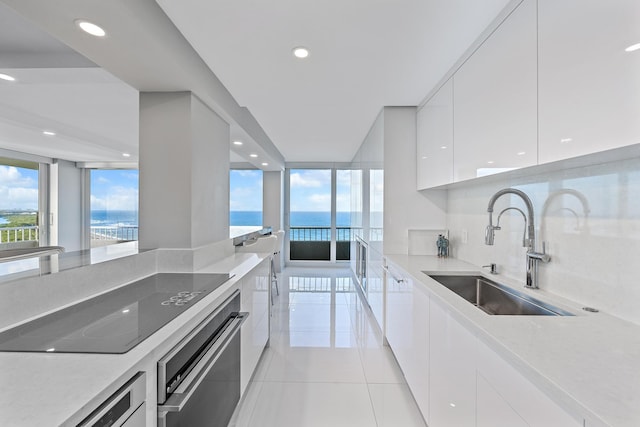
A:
[158,312,247,415]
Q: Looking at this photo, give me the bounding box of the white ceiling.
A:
[156,0,512,162]
[0,2,139,163]
[0,0,513,165]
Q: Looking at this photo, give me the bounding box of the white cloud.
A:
[91,186,138,211]
[96,176,111,184]
[290,170,329,188]
[230,186,262,211]
[336,193,350,212]
[0,166,38,210]
[233,170,260,178]
[291,193,332,212]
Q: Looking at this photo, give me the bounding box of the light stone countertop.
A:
[385,254,640,427]
[0,251,268,427]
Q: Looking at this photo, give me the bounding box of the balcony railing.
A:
[0,226,39,243]
[289,226,352,261]
[91,226,138,242]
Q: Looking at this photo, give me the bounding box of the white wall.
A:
[139,91,229,249]
[447,155,640,325]
[383,107,447,255]
[190,95,230,246]
[52,160,83,252]
[263,170,283,231]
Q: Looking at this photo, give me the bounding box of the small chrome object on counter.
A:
[482,263,498,274]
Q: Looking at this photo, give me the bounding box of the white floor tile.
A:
[229,381,263,427]
[263,346,366,383]
[359,345,406,384]
[247,382,378,427]
[283,303,355,333]
[368,383,427,427]
[232,267,425,426]
[270,330,360,349]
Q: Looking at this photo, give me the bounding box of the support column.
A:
[139,92,230,249]
[263,170,284,271]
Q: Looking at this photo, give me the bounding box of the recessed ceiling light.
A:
[261,162,268,166]
[75,20,106,37]
[440,146,447,149]
[625,43,640,52]
[560,138,573,143]
[249,154,258,158]
[46,348,55,352]
[0,73,16,82]
[487,160,494,164]
[42,131,56,136]
[517,151,526,155]
[292,46,310,59]
[122,309,130,314]
[421,156,428,160]
[122,153,131,158]
[233,141,243,146]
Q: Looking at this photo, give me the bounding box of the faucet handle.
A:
[482,263,498,274]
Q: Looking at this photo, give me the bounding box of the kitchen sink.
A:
[425,274,573,316]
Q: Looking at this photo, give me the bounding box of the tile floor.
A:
[229,267,426,427]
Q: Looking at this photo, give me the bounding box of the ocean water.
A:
[91,210,139,227]
[231,211,355,227]
[89,210,380,229]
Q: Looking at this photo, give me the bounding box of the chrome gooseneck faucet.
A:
[485,188,550,289]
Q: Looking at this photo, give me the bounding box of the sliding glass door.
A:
[287,168,359,263]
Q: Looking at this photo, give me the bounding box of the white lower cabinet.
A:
[367,247,385,332]
[385,263,584,427]
[476,339,582,427]
[240,258,270,395]
[477,374,528,427]
[429,299,477,426]
[384,263,429,419]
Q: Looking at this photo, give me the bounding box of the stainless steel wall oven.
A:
[157,290,246,427]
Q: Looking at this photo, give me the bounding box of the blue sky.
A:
[230,169,354,212]
[230,170,263,211]
[290,169,352,212]
[91,169,139,211]
[0,165,39,211]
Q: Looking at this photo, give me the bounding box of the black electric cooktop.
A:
[0,273,233,354]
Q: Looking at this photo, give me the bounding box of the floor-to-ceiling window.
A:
[90,169,139,247]
[289,169,332,260]
[229,169,263,238]
[287,168,358,262]
[0,159,40,247]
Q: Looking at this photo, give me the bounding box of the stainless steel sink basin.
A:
[425,274,573,316]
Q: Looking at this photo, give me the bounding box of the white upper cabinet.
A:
[453,0,537,182]
[417,78,454,189]
[538,0,640,163]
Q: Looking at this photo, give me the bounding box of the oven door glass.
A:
[159,330,240,427]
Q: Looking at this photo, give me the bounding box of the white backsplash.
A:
[446,156,640,326]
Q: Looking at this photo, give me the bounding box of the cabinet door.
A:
[384,265,429,418]
[429,299,476,426]
[240,259,270,395]
[538,0,640,163]
[417,78,454,189]
[476,339,582,427]
[367,247,384,332]
[453,0,537,182]
[477,374,528,427]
